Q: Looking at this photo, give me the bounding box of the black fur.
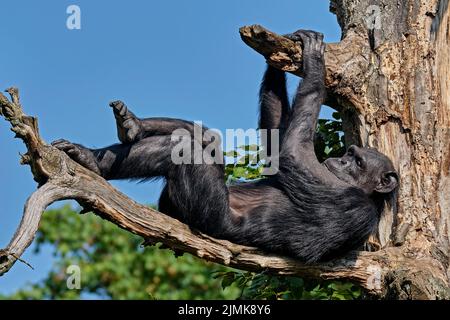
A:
[53,30,398,263]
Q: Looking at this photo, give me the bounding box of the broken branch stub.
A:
[239,24,304,75]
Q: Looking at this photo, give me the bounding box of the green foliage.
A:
[315,112,346,162]
[213,271,361,300]
[224,144,264,181]
[1,205,239,300]
[224,112,345,180]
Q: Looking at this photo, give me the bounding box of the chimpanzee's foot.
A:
[109,100,142,144]
[52,139,101,175]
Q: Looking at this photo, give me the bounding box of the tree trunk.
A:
[329,0,450,298]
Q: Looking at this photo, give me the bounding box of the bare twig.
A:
[8,252,34,270]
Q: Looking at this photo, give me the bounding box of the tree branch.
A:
[239,24,371,111]
[239,25,304,75]
[0,183,67,274]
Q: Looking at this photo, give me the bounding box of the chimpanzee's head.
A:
[323,145,398,195]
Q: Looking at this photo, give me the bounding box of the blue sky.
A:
[0,1,341,295]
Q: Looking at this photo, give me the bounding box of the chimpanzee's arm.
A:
[259,65,290,131]
[280,31,326,169]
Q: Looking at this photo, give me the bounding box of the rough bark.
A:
[1,0,449,299]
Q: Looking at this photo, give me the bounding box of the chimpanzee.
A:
[52,30,398,262]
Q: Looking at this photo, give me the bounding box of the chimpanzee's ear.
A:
[375,171,399,193]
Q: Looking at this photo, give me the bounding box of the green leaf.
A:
[221,273,236,289]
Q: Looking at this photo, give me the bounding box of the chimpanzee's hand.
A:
[109,100,142,144]
[284,30,325,77]
[52,139,101,175]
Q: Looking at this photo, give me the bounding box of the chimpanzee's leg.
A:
[259,65,290,156]
[110,100,207,144]
[52,136,176,179]
[109,101,143,144]
[52,135,232,236]
[164,160,232,236]
[158,184,182,220]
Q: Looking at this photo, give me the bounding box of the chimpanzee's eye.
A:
[356,158,363,167]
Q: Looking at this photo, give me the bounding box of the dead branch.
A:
[239,24,372,111]
[239,25,305,75]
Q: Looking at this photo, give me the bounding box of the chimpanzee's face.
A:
[323,145,398,194]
